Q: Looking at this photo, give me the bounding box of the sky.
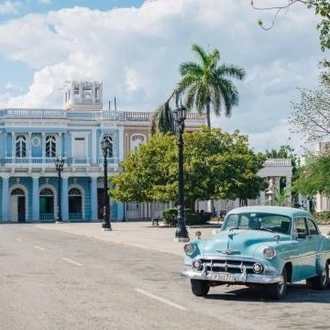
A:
[0,0,328,155]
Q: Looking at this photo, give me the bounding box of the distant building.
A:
[198,158,293,215]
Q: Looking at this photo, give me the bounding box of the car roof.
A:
[225,206,313,218]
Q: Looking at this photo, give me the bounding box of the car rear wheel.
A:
[267,267,287,300]
[191,279,210,297]
[307,261,329,290]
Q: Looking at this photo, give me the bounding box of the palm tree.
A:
[151,91,175,135]
[177,44,246,128]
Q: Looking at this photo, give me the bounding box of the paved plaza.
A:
[33,221,330,257]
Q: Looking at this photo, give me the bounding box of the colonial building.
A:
[0,81,204,222]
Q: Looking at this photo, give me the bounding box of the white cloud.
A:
[0,0,327,154]
[0,1,22,14]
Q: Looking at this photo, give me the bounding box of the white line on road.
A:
[135,288,187,311]
[61,257,82,266]
[34,245,45,251]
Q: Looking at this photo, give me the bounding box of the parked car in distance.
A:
[181,206,330,300]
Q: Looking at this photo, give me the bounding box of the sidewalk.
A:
[33,221,330,257]
[34,221,216,256]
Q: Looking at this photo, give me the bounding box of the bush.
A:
[314,211,330,224]
[161,208,210,226]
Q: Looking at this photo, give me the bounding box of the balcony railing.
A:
[0,157,119,167]
[0,108,206,123]
[264,159,292,167]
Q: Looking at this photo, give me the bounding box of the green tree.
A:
[251,0,330,51]
[177,44,246,129]
[110,133,177,203]
[110,128,266,209]
[293,152,330,196]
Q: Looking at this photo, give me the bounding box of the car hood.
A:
[195,229,288,256]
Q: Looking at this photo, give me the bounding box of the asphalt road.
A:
[1,224,330,330]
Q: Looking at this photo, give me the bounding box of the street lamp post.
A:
[55,157,64,223]
[101,138,112,231]
[173,106,189,242]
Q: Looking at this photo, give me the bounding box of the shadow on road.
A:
[204,283,330,303]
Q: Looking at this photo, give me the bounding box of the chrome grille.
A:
[199,258,257,274]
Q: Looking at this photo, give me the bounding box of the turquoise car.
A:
[181,206,330,300]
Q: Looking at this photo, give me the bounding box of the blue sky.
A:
[0,0,328,154]
[0,1,144,21]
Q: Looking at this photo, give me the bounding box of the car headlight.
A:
[263,246,276,259]
[252,263,264,274]
[192,259,203,270]
[183,243,196,255]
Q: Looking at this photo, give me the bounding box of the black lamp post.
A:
[55,157,64,223]
[101,138,112,231]
[173,106,189,242]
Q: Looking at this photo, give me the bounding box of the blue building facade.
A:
[0,81,140,222]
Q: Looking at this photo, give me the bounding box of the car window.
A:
[222,212,291,233]
[225,214,249,229]
[294,217,307,238]
[306,218,319,235]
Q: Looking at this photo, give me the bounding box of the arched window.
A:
[11,188,25,195]
[45,135,57,158]
[16,135,26,157]
[130,134,145,151]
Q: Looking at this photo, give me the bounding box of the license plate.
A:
[211,273,236,282]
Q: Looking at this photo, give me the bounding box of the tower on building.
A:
[63,81,103,111]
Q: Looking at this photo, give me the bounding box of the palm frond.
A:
[176,44,246,128]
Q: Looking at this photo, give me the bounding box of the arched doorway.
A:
[39,188,54,221]
[11,188,26,222]
[69,188,82,221]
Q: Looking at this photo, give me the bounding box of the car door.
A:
[292,217,318,281]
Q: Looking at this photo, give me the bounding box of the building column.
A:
[118,127,125,162]
[32,176,39,221]
[2,176,9,221]
[41,133,45,163]
[61,176,69,221]
[91,177,98,221]
[274,176,280,194]
[58,132,63,157]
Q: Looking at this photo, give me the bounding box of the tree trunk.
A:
[206,102,211,129]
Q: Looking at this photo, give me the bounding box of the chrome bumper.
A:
[181,266,282,284]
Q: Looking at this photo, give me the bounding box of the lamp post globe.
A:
[173,106,189,242]
[55,157,64,223]
[101,137,112,231]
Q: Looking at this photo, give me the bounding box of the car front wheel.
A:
[191,279,210,297]
[307,261,329,290]
[267,267,287,300]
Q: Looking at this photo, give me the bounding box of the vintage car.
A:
[181,206,330,300]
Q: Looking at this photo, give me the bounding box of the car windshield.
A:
[222,212,291,234]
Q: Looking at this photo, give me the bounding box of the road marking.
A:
[16,238,22,242]
[34,245,45,251]
[61,257,82,266]
[135,288,187,311]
